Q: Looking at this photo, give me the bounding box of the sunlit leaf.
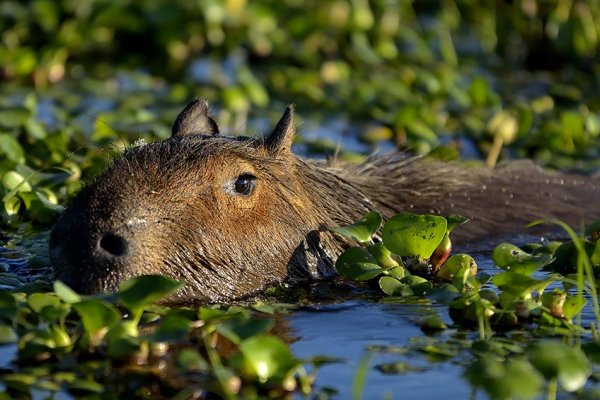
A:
[238,335,297,383]
[382,213,447,259]
[330,211,382,243]
[492,242,550,275]
[73,299,120,336]
[528,340,591,392]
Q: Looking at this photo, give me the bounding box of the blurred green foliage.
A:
[1,0,600,225]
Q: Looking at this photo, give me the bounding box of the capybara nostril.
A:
[98,232,129,258]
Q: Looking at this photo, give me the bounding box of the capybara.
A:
[49,99,600,302]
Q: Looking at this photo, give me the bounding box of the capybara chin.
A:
[49,99,600,302]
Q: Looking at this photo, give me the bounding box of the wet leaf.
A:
[335,247,383,281]
[492,243,551,275]
[73,299,120,337]
[0,325,17,344]
[238,335,297,383]
[118,275,184,318]
[216,317,273,345]
[330,211,382,243]
[382,213,447,259]
[150,314,191,342]
[53,281,81,304]
[528,340,591,392]
[177,348,209,371]
[465,357,543,400]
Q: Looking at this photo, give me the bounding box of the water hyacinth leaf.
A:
[216,317,274,345]
[330,211,382,243]
[492,243,550,275]
[437,254,477,281]
[417,315,447,331]
[563,296,587,322]
[119,275,184,316]
[0,106,30,128]
[528,341,591,392]
[382,213,447,259]
[2,171,32,194]
[238,335,296,383]
[375,361,423,374]
[379,276,408,296]
[53,281,81,304]
[367,242,401,269]
[335,247,383,281]
[73,299,120,336]
[177,348,209,371]
[68,379,104,394]
[445,214,470,233]
[427,283,460,304]
[0,325,17,344]
[401,275,433,295]
[465,357,543,400]
[0,292,17,322]
[150,315,191,342]
[28,293,61,314]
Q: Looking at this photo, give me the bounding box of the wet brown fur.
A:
[49,100,600,302]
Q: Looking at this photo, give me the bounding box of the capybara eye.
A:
[234,174,256,195]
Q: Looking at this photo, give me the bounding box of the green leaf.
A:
[330,211,382,243]
[563,296,587,322]
[176,349,209,371]
[150,314,191,342]
[0,136,25,164]
[426,283,460,304]
[465,357,543,400]
[2,171,32,193]
[492,242,550,275]
[216,317,274,345]
[28,293,61,314]
[73,298,120,336]
[367,242,401,269]
[0,325,17,344]
[379,276,409,296]
[0,292,17,322]
[437,254,477,281]
[53,281,81,304]
[118,275,184,318]
[238,335,297,383]
[382,213,447,259]
[0,107,30,129]
[335,247,383,281]
[528,340,591,392]
[416,315,447,331]
[446,214,470,233]
[401,275,433,295]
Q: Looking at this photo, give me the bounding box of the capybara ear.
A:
[171,99,220,137]
[265,105,295,157]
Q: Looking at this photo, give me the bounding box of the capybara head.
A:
[49,100,347,302]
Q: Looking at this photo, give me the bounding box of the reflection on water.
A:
[289,300,478,399]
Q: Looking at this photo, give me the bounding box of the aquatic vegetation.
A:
[0,276,324,398]
[332,212,600,398]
